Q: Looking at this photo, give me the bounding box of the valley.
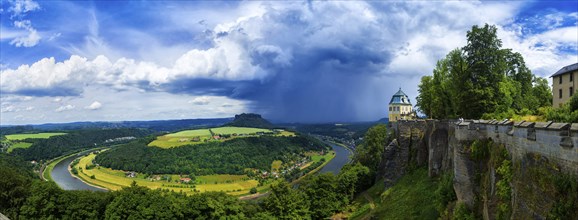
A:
[42,125,342,196]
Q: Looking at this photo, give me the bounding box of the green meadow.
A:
[148,126,292,148]
[74,153,260,195]
[7,142,33,153]
[4,132,66,153]
[210,127,271,135]
[5,132,67,140]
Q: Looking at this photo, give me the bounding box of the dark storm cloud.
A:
[152,2,407,122]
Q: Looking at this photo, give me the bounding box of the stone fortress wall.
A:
[390,119,578,214]
[392,119,578,175]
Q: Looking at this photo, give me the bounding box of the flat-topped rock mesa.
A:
[225,113,274,129]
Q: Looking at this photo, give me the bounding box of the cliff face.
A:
[382,120,578,219]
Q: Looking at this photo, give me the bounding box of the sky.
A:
[0,0,577,125]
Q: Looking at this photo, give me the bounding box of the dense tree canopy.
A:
[353,124,389,172]
[0,128,376,220]
[12,128,151,161]
[416,24,552,119]
[96,135,328,175]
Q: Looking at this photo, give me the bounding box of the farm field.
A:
[4,132,67,153]
[5,132,67,140]
[148,126,294,148]
[210,126,270,135]
[74,153,260,195]
[7,142,33,153]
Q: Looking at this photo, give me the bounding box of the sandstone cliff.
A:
[380,120,578,219]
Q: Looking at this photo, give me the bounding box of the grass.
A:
[5,132,66,140]
[72,148,330,197]
[7,142,32,153]
[349,168,440,220]
[148,126,294,149]
[271,160,282,172]
[165,129,212,137]
[74,153,260,195]
[210,126,271,135]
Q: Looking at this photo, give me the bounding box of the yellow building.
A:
[551,63,578,108]
[388,88,414,122]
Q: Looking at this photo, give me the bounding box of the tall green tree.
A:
[337,162,371,202]
[354,124,388,172]
[416,75,434,118]
[301,173,342,219]
[461,24,504,118]
[416,23,552,119]
[262,181,310,220]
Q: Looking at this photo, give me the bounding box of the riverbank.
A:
[50,150,107,191]
[240,142,352,200]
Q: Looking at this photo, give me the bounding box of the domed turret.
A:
[388,88,414,122]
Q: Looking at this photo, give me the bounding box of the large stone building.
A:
[388,88,414,122]
[551,62,578,108]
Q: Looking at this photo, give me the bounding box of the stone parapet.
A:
[396,119,578,175]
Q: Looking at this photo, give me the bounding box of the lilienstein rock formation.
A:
[380,119,578,219]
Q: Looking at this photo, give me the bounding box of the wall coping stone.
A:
[518,122,535,128]
[534,121,553,129]
[547,123,570,130]
[571,124,578,131]
[514,121,526,126]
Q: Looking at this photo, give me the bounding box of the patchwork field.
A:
[210,127,271,135]
[74,153,260,195]
[5,132,67,140]
[4,132,67,153]
[7,142,33,153]
[148,126,294,148]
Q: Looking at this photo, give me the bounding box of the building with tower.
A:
[388,88,414,122]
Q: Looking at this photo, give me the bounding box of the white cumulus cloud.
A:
[55,104,75,112]
[85,101,102,110]
[189,96,211,105]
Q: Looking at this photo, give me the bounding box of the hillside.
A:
[95,135,328,175]
[363,120,578,219]
[225,113,274,129]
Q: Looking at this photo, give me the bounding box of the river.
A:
[51,142,351,192]
[51,153,106,192]
[318,142,352,175]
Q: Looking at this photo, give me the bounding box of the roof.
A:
[551,63,578,78]
[389,88,412,105]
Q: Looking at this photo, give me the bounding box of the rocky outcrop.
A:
[382,119,578,219]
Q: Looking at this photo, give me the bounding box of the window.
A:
[571,73,574,82]
[559,89,563,99]
[389,107,392,111]
[560,76,563,84]
[570,87,574,97]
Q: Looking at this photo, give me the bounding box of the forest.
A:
[415,24,552,120]
[0,120,400,219]
[0,124,385,220]
[11,128,151,161]
[96,135,329,175]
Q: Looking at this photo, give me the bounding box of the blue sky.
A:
[1,0,577,125]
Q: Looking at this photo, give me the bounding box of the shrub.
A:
[453,202,475,220]
[470,140,490,161]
